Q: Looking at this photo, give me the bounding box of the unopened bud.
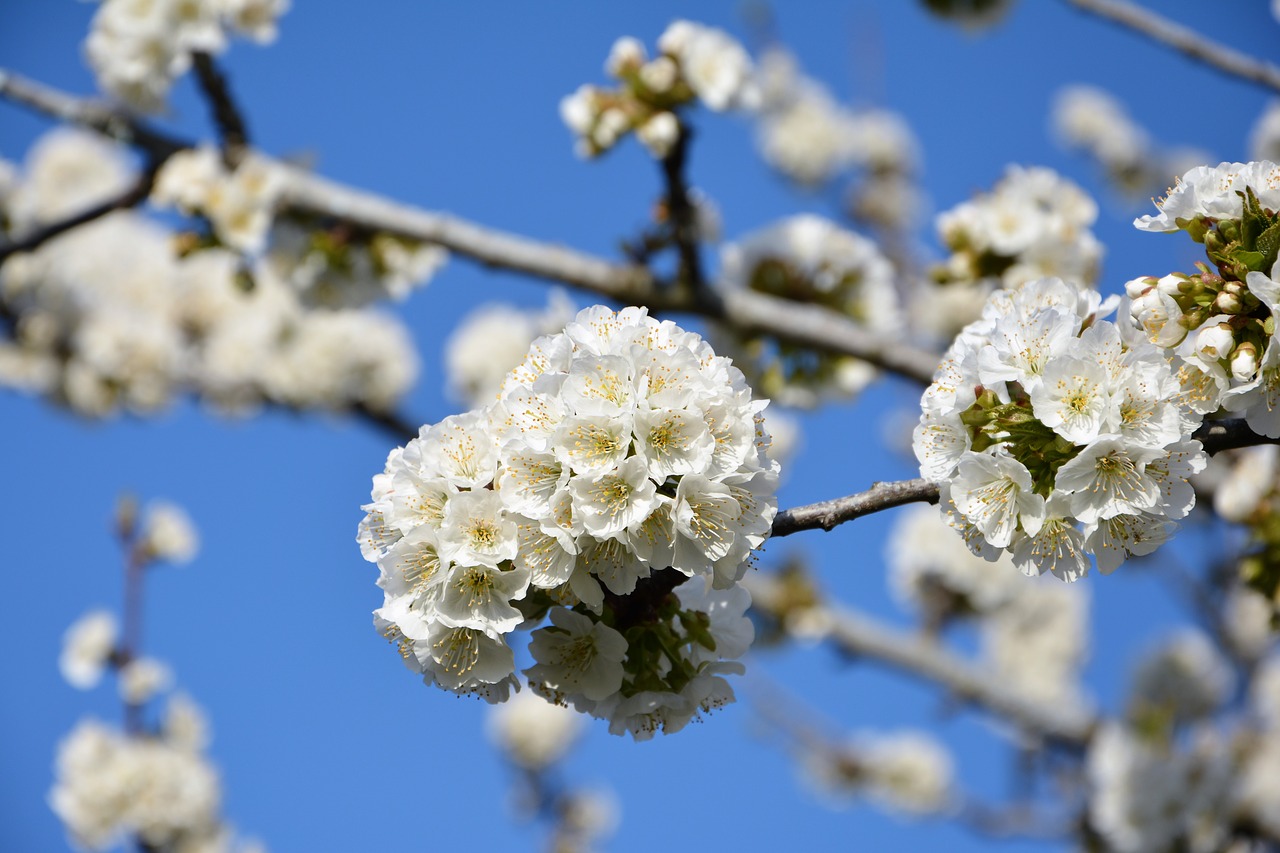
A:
[1195,323,1235,362]
[1125,276,1156,299]
[639,56,679,94]
[605,36,646,78]
[1231,341,1260,380]
[1214,290,1245,314]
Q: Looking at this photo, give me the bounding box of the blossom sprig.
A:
[715,214,901,408]
[913,277,1206,580]
[359,306,778,738]
[84,0,289,112]
[1129,161,1280,440]
[560,21,758,159]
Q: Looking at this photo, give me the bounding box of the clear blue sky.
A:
[1,2,1275,851]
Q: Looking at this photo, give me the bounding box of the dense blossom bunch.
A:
[716,214,900,407]
[914,277,1206,580]
[1128,161,1280,442]
[560,20,758,159]
[359,306,778,738]
[0,129,419,416]
[85,0,289,111]
[445,292,577,409]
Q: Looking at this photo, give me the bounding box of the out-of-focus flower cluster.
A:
[360,306,778,739]
[751,48,923,233]
[85,0,289,111]
[914,277,1206,580]
[889,504,1091,711]
[1211,446,1280,610]
[714,214,900,408]
[800,730,955,817]
[1052,85,1209,201]
[560,20,758,159]
[52,501,263,853]
[1085,649,1280,851]
[0,129,429,417]
[921,166,1102,340]
[487,692,618,853]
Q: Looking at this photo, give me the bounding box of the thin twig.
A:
[1062,0,1280,95]
[191,51,251,165]
[0,167,159,264]
[769,419,1280,538]
[772,478,939,537]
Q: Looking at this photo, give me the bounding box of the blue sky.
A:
[1,2,1276,851]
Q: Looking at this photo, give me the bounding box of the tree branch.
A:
[772,478,939,537]
[0,68,942,387]
[769,418,1280,538]
[191,51,251,165]
[658,123,705,291]
[1062,0,1280,95]
[746,575,1097,745]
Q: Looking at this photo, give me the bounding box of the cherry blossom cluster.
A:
[560,20,758,159]
[1053,86,1207,198]
[84,0,289,111]
[0,129,420,416]
[1129,160,1280,439]
[716,214,901,408]
[359,306,778,738]
[913,277,1206,581]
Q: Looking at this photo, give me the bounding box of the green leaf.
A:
[1257,220,1280,270]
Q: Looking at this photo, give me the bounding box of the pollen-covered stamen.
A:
[381,623,414,660]
[433,627,481,676]
[454,565,497,608]
[401,546,442,591]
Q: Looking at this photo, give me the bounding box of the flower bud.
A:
[1158,273,1188,297]
[637,112,680,159]
[1124,276,1155,299]
[1213,290,1244,314]
[639,56,678,94]
[1231,341,1260,381]
[1194,323,1235,362]
[605,36,646,78]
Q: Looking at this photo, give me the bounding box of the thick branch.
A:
[747,576,1097,745]
[191,51,251,164]
[0,69,942,386]
[1063,0,1280,95]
